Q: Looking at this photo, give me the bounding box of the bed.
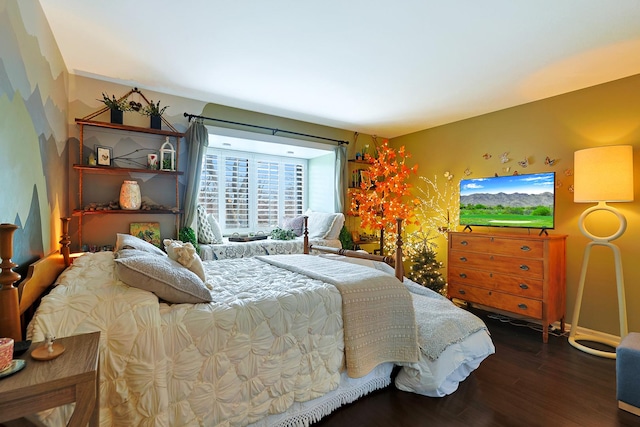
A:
[8,219,494,427]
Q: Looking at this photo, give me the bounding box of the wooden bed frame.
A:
[0,217,405,341]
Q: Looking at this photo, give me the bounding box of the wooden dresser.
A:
[447,231,567,342]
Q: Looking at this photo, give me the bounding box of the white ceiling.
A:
[39,0,640,138]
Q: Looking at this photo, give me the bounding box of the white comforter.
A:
[27,251,493,426]
[28,252,345,427]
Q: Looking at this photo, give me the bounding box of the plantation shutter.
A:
[224,156,250,230]
[198,153,219,218]
[284,162,304,218]
[256,159,279,228]
[198,146,308,234]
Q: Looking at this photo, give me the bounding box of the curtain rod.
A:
[184,112,349,145]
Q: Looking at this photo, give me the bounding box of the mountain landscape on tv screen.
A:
[460,192,553,207]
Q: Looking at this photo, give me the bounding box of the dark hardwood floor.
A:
[315,309,639,427]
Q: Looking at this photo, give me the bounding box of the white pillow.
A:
[206,214,224,244]
[197,205,215,244]
[325,212,345,240]
[306,210,344,240]
[163,239,206,281]
[115,233,167,257]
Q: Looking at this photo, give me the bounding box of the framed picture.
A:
[130,222,161,247]
[95,145,112,166]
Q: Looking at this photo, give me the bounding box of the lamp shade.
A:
[574,145,634,203]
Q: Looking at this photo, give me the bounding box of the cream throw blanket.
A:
[258,254,419,378]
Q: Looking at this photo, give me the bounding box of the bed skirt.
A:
[249,363,393,427]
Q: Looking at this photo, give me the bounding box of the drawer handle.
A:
[520,264,530,271]
[459,273,467,278]
[519,283,529,290]
[518,303,528,310]
[459,257,467,262]
[458,289,466,295]
[520,245,531,252]
[460,240,468,246]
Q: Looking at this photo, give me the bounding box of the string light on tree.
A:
[349,140,418,254]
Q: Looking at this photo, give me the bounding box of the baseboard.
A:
[619,401,640,417]
[466,303,621,345]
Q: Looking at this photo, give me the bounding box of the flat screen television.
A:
[459,172,555,231]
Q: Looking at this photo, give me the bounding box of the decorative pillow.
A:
[206,214,224,244]
[163,239,206,281]
[306,210,345,240]
[114,249,212,304]
[282,215,305,237]
[325,213,345,240]
[197,205,215,244]
[115,233,166,257]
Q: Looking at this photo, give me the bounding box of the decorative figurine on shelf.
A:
[355,152,362,161]
[160,137,175,171]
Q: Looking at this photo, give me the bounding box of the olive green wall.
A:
[391,73,640,337]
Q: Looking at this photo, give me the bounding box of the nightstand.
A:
[0,331,100,426]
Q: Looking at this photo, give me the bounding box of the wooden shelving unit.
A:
[74,117,185,247]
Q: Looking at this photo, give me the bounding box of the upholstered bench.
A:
[617,332,640,416]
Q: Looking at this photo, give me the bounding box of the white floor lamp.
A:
[569,145,634,359]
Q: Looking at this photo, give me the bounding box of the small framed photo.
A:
[95,145,112,166]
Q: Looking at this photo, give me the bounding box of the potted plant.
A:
[99,93,130,124]
[141,100,169,129]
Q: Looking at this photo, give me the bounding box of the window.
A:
[198,148,306,234]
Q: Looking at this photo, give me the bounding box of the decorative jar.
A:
[119,180,141,210]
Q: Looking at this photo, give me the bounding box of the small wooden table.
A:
[0,332,100,426]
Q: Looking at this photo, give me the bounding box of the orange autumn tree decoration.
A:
[349,140,418,254]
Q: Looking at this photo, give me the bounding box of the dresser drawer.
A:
[450,234,543,258]
[448,283,543,318]
[448,266,544,298]
[449,251,544,279]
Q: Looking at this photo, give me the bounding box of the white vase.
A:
[119,180,141,210]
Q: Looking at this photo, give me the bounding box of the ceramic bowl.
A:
[0,338,13,372]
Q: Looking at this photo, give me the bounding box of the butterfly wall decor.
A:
[483,153,492,160]
[545,156,557,166]
[518,157,529,168]
[500,152,510,163]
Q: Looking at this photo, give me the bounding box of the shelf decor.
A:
[98,92,131,125]
[160,137,175,171]
[119,180,142,210]
[130,222,161,247]
[141,100,169,130]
